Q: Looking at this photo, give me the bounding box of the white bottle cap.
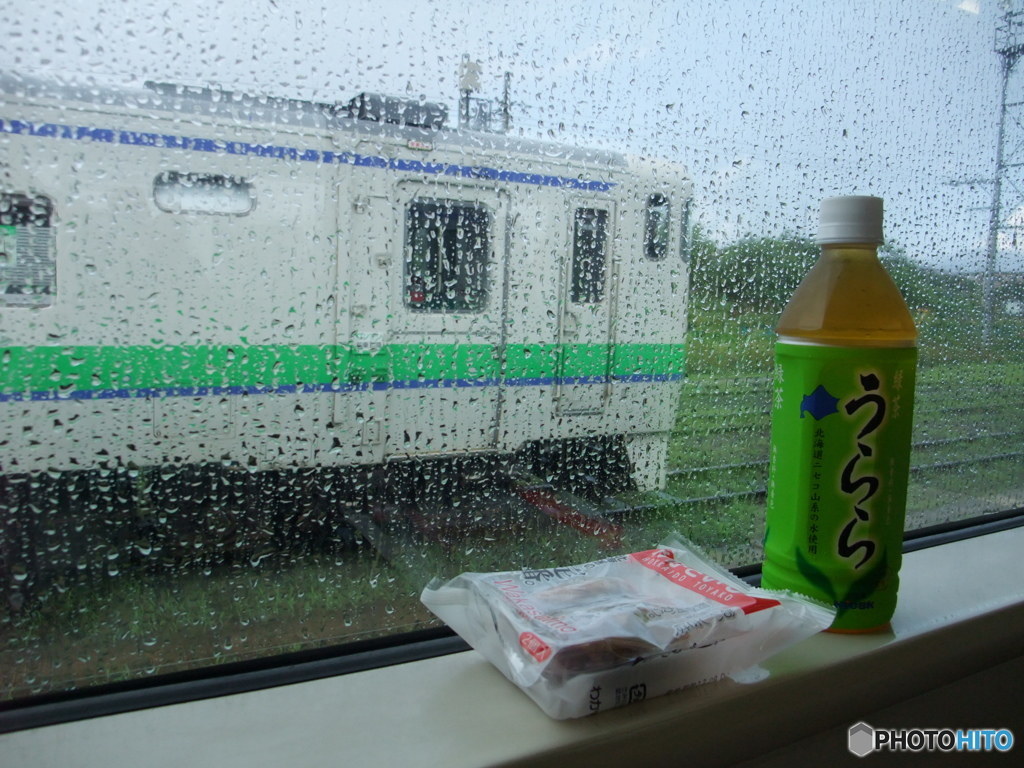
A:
[816,195,884,245]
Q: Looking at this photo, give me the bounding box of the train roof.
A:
[0,71,640,170]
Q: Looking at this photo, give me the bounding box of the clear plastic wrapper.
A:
[421,534,835,719]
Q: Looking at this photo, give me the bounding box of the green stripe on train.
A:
[0,342,686,393]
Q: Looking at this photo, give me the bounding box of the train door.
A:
[386,182,508,456]
[556,200,617,415]
[335,178,392,466]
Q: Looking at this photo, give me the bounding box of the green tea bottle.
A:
[761,196,917,632]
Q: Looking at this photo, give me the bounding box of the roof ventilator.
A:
[345,92,448,130]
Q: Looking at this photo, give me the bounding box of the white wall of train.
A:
[0,77,692,495]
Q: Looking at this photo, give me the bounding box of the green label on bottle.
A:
[761,341,917,630]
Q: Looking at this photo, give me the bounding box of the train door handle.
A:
[563,311,580,337]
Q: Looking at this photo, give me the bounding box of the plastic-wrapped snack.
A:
[421,534,835,719]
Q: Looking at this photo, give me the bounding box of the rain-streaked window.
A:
[0,0,1021,710]
[405,199,490,312]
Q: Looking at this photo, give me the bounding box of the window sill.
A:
[2,526,1024,767]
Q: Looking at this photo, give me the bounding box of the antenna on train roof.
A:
[458,54,482,131]
[458,54,512,133]
[458,55,483,95]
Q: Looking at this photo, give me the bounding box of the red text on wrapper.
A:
[492,579,578,633]
[519,632,553,662]
[630,549,781,615]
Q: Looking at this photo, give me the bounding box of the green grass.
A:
[2,548,435,697]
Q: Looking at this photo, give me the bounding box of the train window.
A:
[153,172,255,215]
[405,199,491,312]
[0,192,55,307]
[570,207,609,303]
[644,194,670,261]
[2,0,1024,721]
[680,200,692,264]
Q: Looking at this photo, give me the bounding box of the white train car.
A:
[0,75,691,497]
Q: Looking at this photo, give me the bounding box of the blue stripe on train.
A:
[0,118,616,192]
[0,373,684,403]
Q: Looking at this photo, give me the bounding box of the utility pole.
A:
[986,3,1024,343]
[502,72,512,133]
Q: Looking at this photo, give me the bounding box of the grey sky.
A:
[2,0,1016,270]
